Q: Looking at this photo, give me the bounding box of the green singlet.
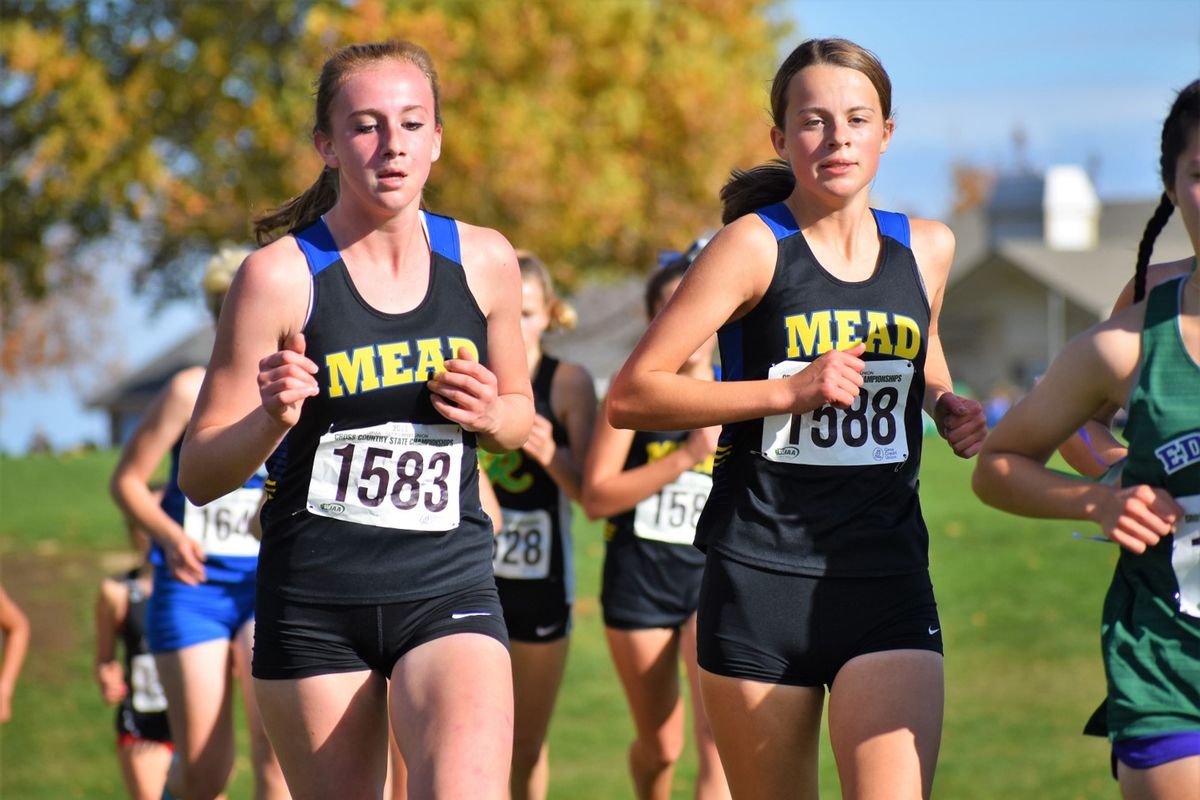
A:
[1103,275,1200,742]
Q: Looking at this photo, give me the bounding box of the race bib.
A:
[761,359,912,466]
[129,653,168,713]
[1172,494,1200,617]
[633,470,711,545]
[307,422,462,532]
[182,487,262,558]
[492,508,553,580]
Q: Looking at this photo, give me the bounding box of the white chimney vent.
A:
[1043,165,1100,251]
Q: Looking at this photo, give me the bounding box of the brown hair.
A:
[1133,79,1199,302]
[721,38,893,224]
[254,41,441,244]
[517,250,577,331]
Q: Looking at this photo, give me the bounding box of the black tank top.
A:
[483,356,573,585]
[696,205,930,576]
[262,212,494,603]
[485,357,569,512]
[605,428,710,571]
[121,570,151,674]
[118,569,170,731]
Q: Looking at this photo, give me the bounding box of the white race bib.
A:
[1172,494,1200,618]
[761,359,912,466]
[182,487,262,558]
[633,470,711,545]
[307,422,462,532]
[130,653,168,713]
[492,508,553,580]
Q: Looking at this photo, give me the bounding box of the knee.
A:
[633,728,685,769]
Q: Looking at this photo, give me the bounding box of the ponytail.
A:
[254,167,339,245]
[720,160,795,225]
[1133,194,1175,303]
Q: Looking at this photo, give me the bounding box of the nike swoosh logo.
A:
[928,626,940,635]
[535,624,561,638]
[451,612,492,620]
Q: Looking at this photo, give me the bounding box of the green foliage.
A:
[0,444,1121,798]
[0,0,788,374]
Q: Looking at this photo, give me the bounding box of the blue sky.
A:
[1,0,1197,453]
[789,0,1200,216]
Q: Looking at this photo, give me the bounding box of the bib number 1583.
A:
[307,422,462,531]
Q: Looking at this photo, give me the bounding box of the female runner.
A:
[583,251,729,800]
[179,41,532,799]
[482,251,596,799]
[975,80,1199,800]
[607,38,986,799]
[110,246,287,800]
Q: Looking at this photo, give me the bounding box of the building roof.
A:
[948,195,1193,316]
[87,326,213,410]
[542,275,647,388]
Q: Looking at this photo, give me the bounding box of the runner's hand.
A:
[1093,484,1182,554]
[787,343,866,412]
[521,415,556,467]
[429,348,502,436]
[934,392,987,458]
[95,660,127,704]
[164,534,207,585]
[258,333,319,428]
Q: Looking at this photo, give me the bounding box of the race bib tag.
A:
[307,422,462,532]
[1172,494,1200,618]
[492,508,553,580]
[182,487,262,558]
[633,470,711,545]
[761,359,912,466]
[130,653,168,713]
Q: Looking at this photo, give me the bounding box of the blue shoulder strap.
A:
[423,210,461,263]
[871,208,911,247]
[293,218,341,276]
[755,202,800,241]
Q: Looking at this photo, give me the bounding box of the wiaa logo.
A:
[774,446,799,458]
[320,502,346,515]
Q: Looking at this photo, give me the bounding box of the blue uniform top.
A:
[155,437,263,585]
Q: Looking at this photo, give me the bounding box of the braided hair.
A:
[1133,79,1199,302]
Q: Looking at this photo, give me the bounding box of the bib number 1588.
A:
[761,359,912,467]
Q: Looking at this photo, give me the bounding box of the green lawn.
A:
[0,444,1118,798]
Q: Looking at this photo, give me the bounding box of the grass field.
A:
[0,443,1119,798]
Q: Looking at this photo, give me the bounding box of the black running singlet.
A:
[116,571,171,742]
[261,212,494,604]
[697,205,930,577]
[483,357,574,590]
